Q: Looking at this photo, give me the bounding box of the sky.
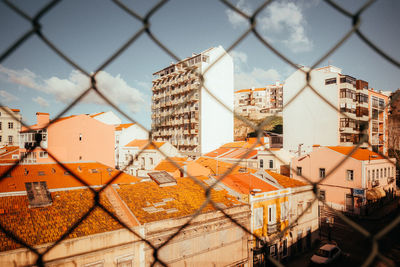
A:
[0,0,399,130]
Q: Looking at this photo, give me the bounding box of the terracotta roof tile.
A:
[124,139,165,150]
[115,123,135,131]
[217,173,278,194]
[0,162,140,192]
[117,177,242,224]
[195,157,256,176]
[265,171,307,188]
[327,146,385,161]
[0,189,121,252]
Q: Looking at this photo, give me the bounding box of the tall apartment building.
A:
[368,88,389,154]
[283,65,388,155]
[234,82,283,118]
[0,106,22,147]
[151,46,234,157]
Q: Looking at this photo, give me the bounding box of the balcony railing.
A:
[267,222,281,235]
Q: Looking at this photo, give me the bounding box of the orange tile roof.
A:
[10,109,20,112]
[115,123,135,131]
[204,148,233,157]
[221,141,262,149]
[0,146,19,159]
[327,146,385,161]
[265,170,307,188]
[89,112,105,118]
[124,139,165,150]
[154,159,185,172]
[36,112,49,115]
[217,173,278,194]
[117,177,243,224]
[235,89,252,93]
[0,162,140,192]
[21,115,76,132]
[195,157,256,176]
[0,189,121,252]
[254,88,267,91]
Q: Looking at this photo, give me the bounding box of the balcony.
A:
[183,129,189,135]
[267,222,281,235]
[190,129,198,135]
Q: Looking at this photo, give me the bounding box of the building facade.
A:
[283,66,389,155]
[291,146,396,214]
[151,46,234,157]
[0,107,22,147]
[368,89,389,154]
[234,83,283,119]
[19,112,115,167]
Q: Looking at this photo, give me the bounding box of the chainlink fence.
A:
[0,0,400,266]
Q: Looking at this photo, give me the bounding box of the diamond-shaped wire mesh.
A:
[0,0,399,266]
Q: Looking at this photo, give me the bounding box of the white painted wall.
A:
[92,111,122,125]
[283,66,341,155]
[200,46,234,154]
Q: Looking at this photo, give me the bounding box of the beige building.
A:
[234,83,283,119]
[151,46,234,157]
[0,163,251,266]
[0,106,21,147]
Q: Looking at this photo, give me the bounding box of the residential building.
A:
[118,139,182,177]
[151,46,234,157]
[0,106,22,147]
[291,146,396,214]
[115,123,149,169]
[204,138,292,174]
[203,164,318,264]
[283,65,389,155]
[19,112,115,167]
[0,163,251,266]
[90,111,122,125]
[154,157,211,178]
[388,89,400,152]
[368,89,389,154]
[234,83,283,119]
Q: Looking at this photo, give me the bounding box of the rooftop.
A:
[124,139,165,150]
[115,123,135,131]
[327,146,385,161]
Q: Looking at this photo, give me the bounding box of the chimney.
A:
[36,112,50,126]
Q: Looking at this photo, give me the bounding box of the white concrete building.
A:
[151,46,234,157]
[90,111,122,125]
[283,65,370,155]
[0,106,22,147]
[118,139,182,177]
[115,123,149,169]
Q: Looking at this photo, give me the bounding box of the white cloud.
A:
[33,96,49,107]
[0,65,146,113]
[0,90,19,102]
[226,0,313,53]
[230,50,248,72]
[225,0,250,27]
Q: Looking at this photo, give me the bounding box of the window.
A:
[372,169,375,179]
[79,133,82,141]
[319,168,326,179]
[297,202,303,215]
[280,202,288,221]
[325,78,337,85]
[116,255,134,267]
[384,168,387,177]
[8,136,13,144]
[8,122,13,129]
[269,160,273,169]
[254,207,263,229]
[346,170,354,181]
[39,151,48,158]
[150,158,154,165]
[306,201,312,213]
[83,261,104,267]
[0,122,2,130]
[282,239,288,257]
[368,170,370,182]
[319,190,326,201]
[269,244,277,257]
[268,204,276,223]
[297,167,302,176]
[260,159,263,168]
[0,136,2,142]
[380,169,383,179]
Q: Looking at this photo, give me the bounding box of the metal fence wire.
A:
[1,0,400,266]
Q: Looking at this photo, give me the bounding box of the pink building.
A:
[19,112,115,167]
[291,146,396,214]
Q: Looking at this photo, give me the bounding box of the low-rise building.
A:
[19,112,115,167]
[0,163,251,266]
[201,160,318,264]
[0,106,22,147]
[154,157,211,178]
[291,146,396,214]
[118,139,182,177]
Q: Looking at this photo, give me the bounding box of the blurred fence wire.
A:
[0,0,400,266]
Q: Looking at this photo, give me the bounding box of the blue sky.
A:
[0,0,399,129]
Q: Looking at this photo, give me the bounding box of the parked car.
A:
[310,243,341,265]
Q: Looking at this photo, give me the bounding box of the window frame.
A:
[346,170,354,181]
[319,168,326,179]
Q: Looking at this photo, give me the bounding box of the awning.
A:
[366,187,386,201]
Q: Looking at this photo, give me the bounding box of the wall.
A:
[0,228,145,266]
[92,111,122,125]
[200,46,234,154]
[144,205,251,266]
[0,107,21,147]
[283,67,340,154]
[38,115,115,167]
